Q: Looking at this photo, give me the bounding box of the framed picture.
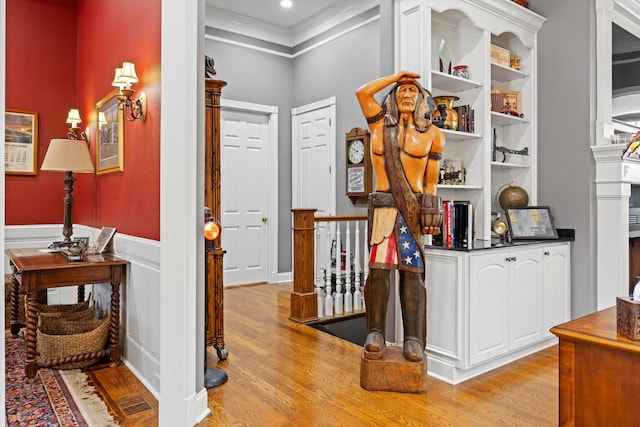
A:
[491,89,521,115]
[505,206,558,240]
[5,109,38,175]
[92,226,117,253]
[96,89,124,174]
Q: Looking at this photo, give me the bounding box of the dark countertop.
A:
[426,228,575,252]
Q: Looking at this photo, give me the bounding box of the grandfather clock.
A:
[204,78,228,360]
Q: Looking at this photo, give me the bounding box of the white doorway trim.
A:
[220,98,279,284]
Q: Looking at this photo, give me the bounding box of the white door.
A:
[291,97,336,216]
[220,101,277,286]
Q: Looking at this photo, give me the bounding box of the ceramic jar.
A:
[453,65,469,79]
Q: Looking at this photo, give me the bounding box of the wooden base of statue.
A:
[359,346,427,393]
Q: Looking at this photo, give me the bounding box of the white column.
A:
[592,145,640,310]
[160,0,209,425]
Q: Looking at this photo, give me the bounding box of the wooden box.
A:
[616,296,640,340]
[491,44,510,67]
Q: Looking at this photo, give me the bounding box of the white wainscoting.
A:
[4,224,161,398]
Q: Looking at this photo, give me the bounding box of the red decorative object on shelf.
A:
[512,0,528,7]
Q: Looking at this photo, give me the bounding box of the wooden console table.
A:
[6,248,128,380]
[551,307,640,426]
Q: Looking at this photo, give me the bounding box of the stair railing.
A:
[290,209,368,323]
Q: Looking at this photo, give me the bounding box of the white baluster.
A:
[344,221,353,313]
[324,222,334,317]
[362,219,369,310]
[324,285,333,316]
[354,220,362,311]
[334,223,343,314]
[315,221,324,318]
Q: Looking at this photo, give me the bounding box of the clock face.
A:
[348,139,365,164]
[492,218,508,236]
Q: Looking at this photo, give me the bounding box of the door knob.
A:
[262,217,268,223]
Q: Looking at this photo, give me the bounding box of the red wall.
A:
[6,0,161,241]
[6,0,79,225]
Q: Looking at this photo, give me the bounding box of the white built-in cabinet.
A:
[392,0,561,384]
[424,241,570,384]
[395,0,545,241]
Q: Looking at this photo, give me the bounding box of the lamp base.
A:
[204,367,228,388]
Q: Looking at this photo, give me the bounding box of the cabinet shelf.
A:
[398,0,542,242]
[441,128,482,141]
[491,111,529,125]
[431,70,482,93]
[491,62,529,82]
[438,184,483,190]
[491,161,529,169]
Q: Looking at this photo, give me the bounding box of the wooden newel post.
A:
[290,208,318,323]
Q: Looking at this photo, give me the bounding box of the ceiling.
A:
[205,0,344,29]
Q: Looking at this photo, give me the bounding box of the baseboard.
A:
[427,337,558,384]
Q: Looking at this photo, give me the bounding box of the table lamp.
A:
[41,138,95,243]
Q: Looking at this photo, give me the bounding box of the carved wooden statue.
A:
[355,71,444,392]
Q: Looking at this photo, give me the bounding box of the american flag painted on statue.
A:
[369,215,423,270]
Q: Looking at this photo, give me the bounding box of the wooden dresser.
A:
[204,78,228,360]
[551,307,640,426]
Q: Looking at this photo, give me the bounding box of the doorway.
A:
[291,97,336,216]
[220,99,279,286]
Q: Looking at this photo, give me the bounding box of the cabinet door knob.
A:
[262,217,268,223]
[544,251,550,256]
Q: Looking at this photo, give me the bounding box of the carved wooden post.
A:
[204,78,227,350]
[290,208,318,323]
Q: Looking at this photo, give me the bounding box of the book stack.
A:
[432,201,475,248]
[454,105,475,133]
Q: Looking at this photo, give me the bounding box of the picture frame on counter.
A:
[505,206,558,240]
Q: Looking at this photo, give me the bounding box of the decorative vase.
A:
[431,96,459,130]
[453,65,469,79]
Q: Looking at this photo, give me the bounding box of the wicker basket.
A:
[35,296,91,313]
[34,295,95,330]
[37,316,110,369]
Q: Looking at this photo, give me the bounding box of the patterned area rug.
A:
[5,331,118,426]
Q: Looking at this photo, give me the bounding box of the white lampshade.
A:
[66,109,82,127]
[118,62,139,84]
[41,139,95,173]
[112,67,125,89]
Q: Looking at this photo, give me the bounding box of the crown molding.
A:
[205,0,379,48]
[205,7,294,46]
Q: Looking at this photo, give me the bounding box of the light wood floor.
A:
[88,282,559,426]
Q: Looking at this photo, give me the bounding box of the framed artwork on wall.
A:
[4,109,38,175]
[96,89,124,174]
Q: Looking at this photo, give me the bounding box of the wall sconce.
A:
[66,108,88,143]
[112,61,147,122]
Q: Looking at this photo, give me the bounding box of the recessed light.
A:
[281,0,292,7]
